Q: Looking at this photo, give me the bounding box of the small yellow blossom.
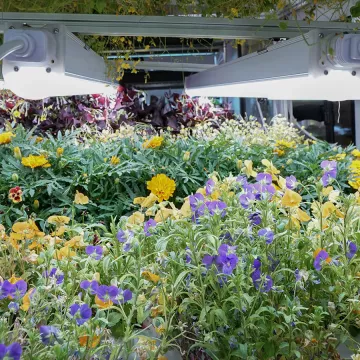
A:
[352,149,360,158]
[56,147,64,157]
[13,146,22,159]
[143,136,164,149]
[183,151,191,161]
[74,191,89,205]
[142,271,160,283]
[110,156,120,165]
[0,132,15,145]
[22,155,51,169]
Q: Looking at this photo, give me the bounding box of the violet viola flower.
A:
[8,302,19,313]
[202,254,215,268]
[185,246,192,263]
[249,212,262,226]
[314,250,331,271]
[0,281,14,300]
[251,259,273,292]
[294,269,302,282]
[12,280,27,300]
[347,241,357,260]
[286,176,297,190]
[0,342,22,360]
[69,303,92,325]
[86,245,103,260]
[39,326,60,345]
[321,172,333,187]
[205,179,215,195]
[206,201,227,217]
[96,285,119,302]
[320,160,337,178]
[113,288,133,305]
[80,280,99,295]
[256,173,272,185]
[43,268,64,284]
[239,192,255,209]
[144,219,157,237]
[189,193,205,220]
[236,176,248,186]
[258,228,274,245]
[216,244,239,275]
[116,229,134,243]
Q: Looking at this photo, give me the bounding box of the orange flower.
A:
[95,295,113,309]
[79,334,101,348]
[142,271,160,283]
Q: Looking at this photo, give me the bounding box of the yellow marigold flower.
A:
[274,148,285,156]
[110,156,120,165]
[329,153,346,161]
[35,136,43,143]
[21,288,35,311]
[47,215,70,226]
[79,334,101,348]
[0,132,15,145]
[281,189,302,208]
[74,191,89,205]
[142,271,160,283]
[56,147,64,157]
[127,211,145,225]
[143,136,164,149]
[22,155,51,169]
[54,246,76,260]
[275,140,296,149]
[147,174,176,202]
[134,193,158,208]
[95,295,113,309]
[242,160,257,178]
[352,149,360,158]
[13,146,22,159]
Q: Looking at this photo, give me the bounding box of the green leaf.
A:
[107,312,122,327]
[279,22,288,30]
[351,2,360,17]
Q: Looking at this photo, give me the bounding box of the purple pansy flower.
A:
[206,201,227,217]
[80,280,99,295]
[116,229,134,243]
[113,288,133,304]
[321,172,333,187]
[0,343,22,360]
[69,303,92,325]
[314,250,330,271]
[286,175,297,189]
[320,160,337,178]
[96,285,119,302]
[144,219,157,237]
[251,259,273,292]
[0,281,14,300]
[258,228,274,245]
[189,193,206,220]
[205,179,215,195]
[43,268,64,285]
[256,173,272,185]
[236,176,248,186]
[294,269,301,282]
[185,246,192,263]
[347,241,357,260]
[202,254,215,268]
[249,212,261,226]
[239,192,255,209]
[39,326,60,345]
[12,280,27,300]
[86,245,103,260]
[8,302,19,313]
[203,244,239,276]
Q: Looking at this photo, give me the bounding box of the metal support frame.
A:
[0,12,359,39]
[119,61,214,72]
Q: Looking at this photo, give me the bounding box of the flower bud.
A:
[183,151,190,162]
[286,159,293,165]
[33,200,39,209]
[236,160,243,171]
[56,147,64,157]
[93,272,100,282]
[13,147,22,160]
[115,178,120,184]
[11,173,19,181]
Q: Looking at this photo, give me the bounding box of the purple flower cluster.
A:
[0,280,27,300]
[347,241,357,260]
[86,245,103,260]
[320,160,337,187]
[203,244,239,276]
[239,173,275,209]
[69,303,92,325]
[189,193,227,220]
[251,258,273,292]
[0,342,22,360]
[116,229,134,252]
[80,281,132,305]
[43,268,64,285]
[144,219,157,237]
[39,326,60,345]
[258,228,274,245]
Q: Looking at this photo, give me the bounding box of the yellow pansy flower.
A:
[74,191,89,205]
[243,160,257,178]
[142,271,160,283]
[127,211,145,225]
[134,193,158,208]
[281,189,302,208]
[95,295,113,309]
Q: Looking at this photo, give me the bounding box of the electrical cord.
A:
[0,40,24,61]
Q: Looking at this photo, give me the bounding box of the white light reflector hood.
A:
[185,30,360,101]
[2,25,117,100]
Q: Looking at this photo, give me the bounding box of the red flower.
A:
[8,187,23,204]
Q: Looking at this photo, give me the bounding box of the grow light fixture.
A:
[185,30,360,101]
[0,25,117,100]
